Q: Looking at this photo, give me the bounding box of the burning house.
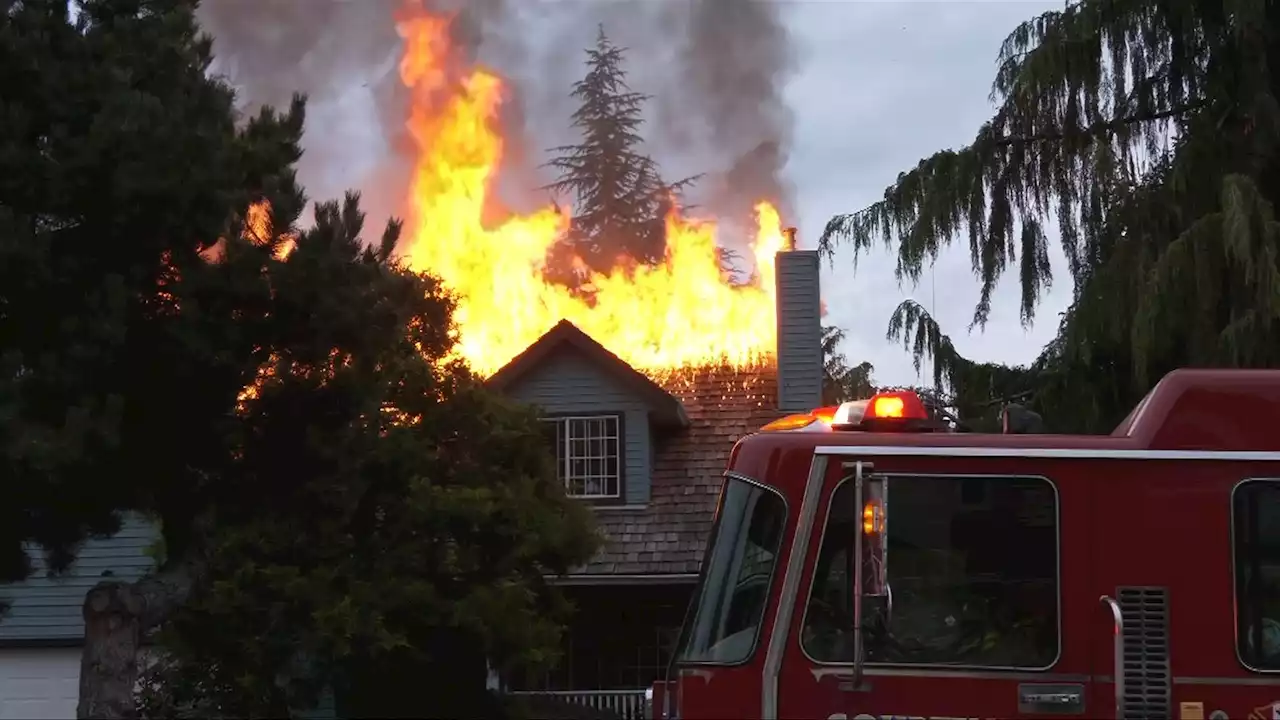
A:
[0,6,818,718]
[489,247,823,716]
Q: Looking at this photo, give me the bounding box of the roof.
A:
[0,514,156,645]
[486,319,689,429]
[579,365,785,575]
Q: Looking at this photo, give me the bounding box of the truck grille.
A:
[1118,587,1171,720]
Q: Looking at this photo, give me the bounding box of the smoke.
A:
[668,0,798,228]
[194,0,527,227]
[193,0,797,249]
[510,1,798,250]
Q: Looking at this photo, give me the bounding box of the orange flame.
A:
[394,8,789,378]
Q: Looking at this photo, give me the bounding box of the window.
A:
[679,477,787,664]
[1233,479,1280,670]
[802,474,1059,669]
[542,415,622,499]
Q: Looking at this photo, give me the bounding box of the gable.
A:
[486,319,687,429]
[502,346,654,506]
[502,346,649,414]
[0,515,157,645]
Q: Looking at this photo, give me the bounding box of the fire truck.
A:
[645,369,1280,720]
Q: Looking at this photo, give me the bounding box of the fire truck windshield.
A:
[679,476,787,665]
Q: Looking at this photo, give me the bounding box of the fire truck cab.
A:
[647,369,1280,720]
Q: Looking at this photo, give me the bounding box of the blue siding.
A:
[775,250,823,411]
[503,347,653,505]
[0,515,158,643]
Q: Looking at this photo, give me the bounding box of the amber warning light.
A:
[862,498,885,535]
[759,389,941,433]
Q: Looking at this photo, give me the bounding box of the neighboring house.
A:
[0,248,823,720]
[495,249,824,717]
[0,516,156,720]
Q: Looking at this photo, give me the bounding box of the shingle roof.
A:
[577,365,784,575]
[0,514,157,645]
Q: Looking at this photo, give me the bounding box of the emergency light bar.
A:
[760,389,941,433]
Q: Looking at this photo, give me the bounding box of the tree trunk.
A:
[77,562,196,719]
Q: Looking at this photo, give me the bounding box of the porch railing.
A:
[507,688,648,719]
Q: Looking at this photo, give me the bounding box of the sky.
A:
[782,0,1071,387]
[228,0,1074,389]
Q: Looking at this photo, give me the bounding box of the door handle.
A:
[1100,595,1124,719]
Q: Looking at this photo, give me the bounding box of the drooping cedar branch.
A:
[819,0,1220,328]
[824,0,1280,434]
[977,102,1203,151]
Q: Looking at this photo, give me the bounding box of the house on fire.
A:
[492,247,823,715]
[0,248,823,719]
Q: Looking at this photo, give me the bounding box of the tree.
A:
[820,0,1280,432]
[1,6,305,706]
[0,3,596,717]
[134,195,597,718]
[821,325,875,404]
[543,25,696,275]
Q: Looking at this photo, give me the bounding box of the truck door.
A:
[772,454,1068,719]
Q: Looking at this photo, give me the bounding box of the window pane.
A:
[680,478,787,664]
[543,415,622,499]
[1235,481,1280,669]
[802,475,1058,668]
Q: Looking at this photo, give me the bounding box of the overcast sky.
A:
[783,0,1070,387]
[258,0,1073,389]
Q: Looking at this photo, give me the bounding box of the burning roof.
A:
[391,8,789,378]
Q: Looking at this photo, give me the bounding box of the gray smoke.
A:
[194,0,525,226]
[665,0,797,227]
[193,0,797,249]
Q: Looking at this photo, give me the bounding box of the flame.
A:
[394,7,789,378]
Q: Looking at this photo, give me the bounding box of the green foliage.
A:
[136,197,599,717]
[0,0,305,581]
[543,25,697,273]
[820,325,875,404]
[884,300,1044,430]
[1,2,598,715]
[821,0,1280,432]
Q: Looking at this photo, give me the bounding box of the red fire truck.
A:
[646,368,1280,720]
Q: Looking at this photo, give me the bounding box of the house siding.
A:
[0,514,157,644]
[774,250,823,412]
[502,347,653,505]
[582,368,783,575]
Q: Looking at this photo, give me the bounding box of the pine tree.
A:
[821,326,876,404]
[543,26,695,273]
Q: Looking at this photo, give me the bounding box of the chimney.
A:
[774,230,823,412]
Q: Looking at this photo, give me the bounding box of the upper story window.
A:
[543,415,622,500]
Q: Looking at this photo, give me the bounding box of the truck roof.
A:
[726,368,1280,492]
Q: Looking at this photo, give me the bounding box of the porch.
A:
[506,689,649,719]
[503,582,690,719]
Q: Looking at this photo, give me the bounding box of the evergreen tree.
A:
[820,0,1280,433]
[821,326,876,404]
[0,2,596,716]
[543,25,695,273]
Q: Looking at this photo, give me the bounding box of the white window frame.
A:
[542,414,623,500]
